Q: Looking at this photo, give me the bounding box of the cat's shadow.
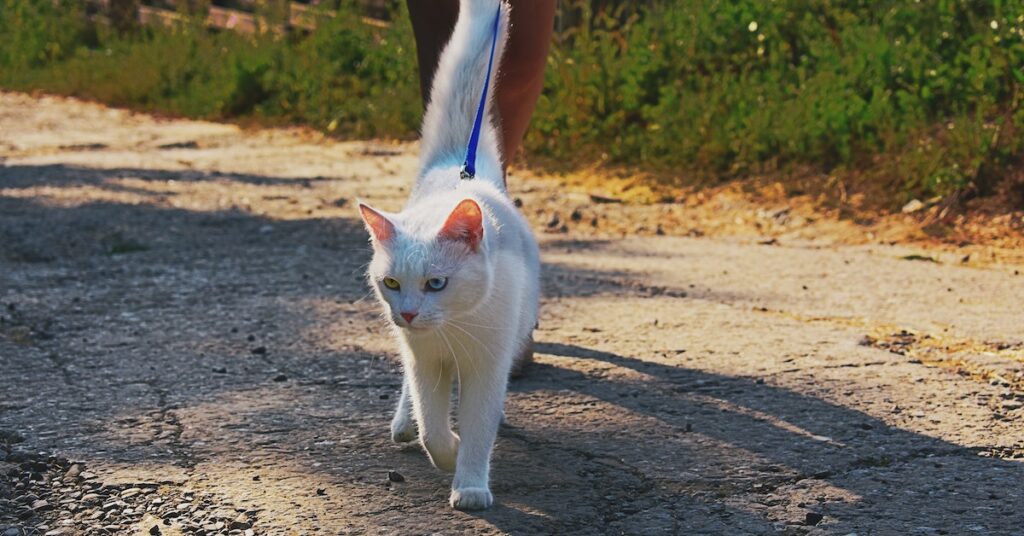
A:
[460,341,1024,534]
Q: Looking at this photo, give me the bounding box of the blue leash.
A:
[460,4,502,180]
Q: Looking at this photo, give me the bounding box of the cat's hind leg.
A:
[508,333,533,379]
[390,374,417,443]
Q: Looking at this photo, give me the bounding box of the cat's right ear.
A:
[358,203,395,244]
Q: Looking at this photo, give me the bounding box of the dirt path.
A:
[1,92,1022,535]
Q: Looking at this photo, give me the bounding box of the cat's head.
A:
[358,198,491,332]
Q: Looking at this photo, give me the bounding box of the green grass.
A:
[3,0,1023,207]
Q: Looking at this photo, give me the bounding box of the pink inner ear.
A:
[359,204,395,243]
[439,199,483,250]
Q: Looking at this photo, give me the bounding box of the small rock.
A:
[149,525,161,535]
[316,488,326,496]
[901,199,925,213]
[273,373,288,382]
[570,209,583,222]
[31,499,50,511]
[589,193,623,204]
[229,513,251,530]
[244,530,255,536]
[805,512,824,526]
[64,464,81,480]
[121,488,142,499]
[251,346,267,356]
[4,528,22,536]
[387,470,405,483]
[212,367,227,374]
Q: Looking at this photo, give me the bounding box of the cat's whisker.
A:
[445,323,480,381]
[438,328,463,393]
[430,331,447,393]
[444,322,499,375]
[448,317,502,330]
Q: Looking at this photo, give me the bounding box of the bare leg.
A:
[406,0,556,166]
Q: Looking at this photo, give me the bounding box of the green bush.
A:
[529,0,1024,201]
[2,0,1022,205]
[0,0,420,136]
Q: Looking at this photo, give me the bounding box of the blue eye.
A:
[425,277,448,291]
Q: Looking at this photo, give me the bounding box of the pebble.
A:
[805,512,824,526]
[273,373,288,382]
[230,513,252,530]
[387,471,405,483]
[64,465,81,480]
[121,487,142,499]
[149,525,162,535]
[252,346,268,355]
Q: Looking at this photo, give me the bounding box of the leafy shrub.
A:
[2,0,1023,205]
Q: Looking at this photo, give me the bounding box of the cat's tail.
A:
[417,0,510,187]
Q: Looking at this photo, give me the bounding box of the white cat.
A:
[357,0,539,511]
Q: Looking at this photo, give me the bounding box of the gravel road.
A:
[1,92,1022,535]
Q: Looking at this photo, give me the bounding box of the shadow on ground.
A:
[2,163,1021,534]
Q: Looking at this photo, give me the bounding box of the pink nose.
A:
[401,312,417,324]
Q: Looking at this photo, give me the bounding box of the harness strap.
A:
[460,4,502,180]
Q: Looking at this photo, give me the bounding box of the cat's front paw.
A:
[423,433,459,472]
[390,415,416,443]
[449,486,493,511]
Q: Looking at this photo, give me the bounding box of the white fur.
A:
[358,0,539,511]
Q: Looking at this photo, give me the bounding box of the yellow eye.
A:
[382,277,401,290]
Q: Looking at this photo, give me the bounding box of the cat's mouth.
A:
[393,315,435,331]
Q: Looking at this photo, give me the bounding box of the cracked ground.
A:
[1,92,1023,535]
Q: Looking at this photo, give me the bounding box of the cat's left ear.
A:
[358,202,396,244]
[439,199,483,251]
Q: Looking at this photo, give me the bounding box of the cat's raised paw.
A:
[390,417,416,443]
[424,433,459,472]
[449,487,493,511]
